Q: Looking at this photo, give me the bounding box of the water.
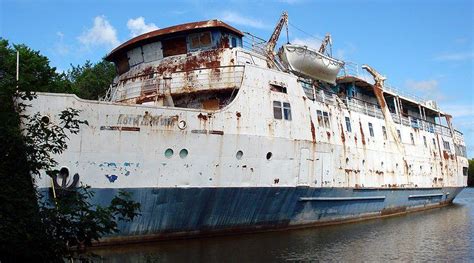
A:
[92,188,474,262]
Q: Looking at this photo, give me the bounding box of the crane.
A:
[362,64,387,87]
[265,11,288,68]
[318,33,332,55]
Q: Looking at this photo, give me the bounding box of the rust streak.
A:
[359,121,366,145]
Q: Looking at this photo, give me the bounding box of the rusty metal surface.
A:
[106,20,244,61]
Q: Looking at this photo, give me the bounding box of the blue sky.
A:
[1,0,473,156]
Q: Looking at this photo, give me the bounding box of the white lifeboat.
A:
[279,44,344,85]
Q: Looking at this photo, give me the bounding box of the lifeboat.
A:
[279,44,344,85]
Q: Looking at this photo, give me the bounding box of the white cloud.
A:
[440,104,474,119]
[221,11,266,29]
[78,16,119,48]
[434,52,474,62]
[405,79,446,101]
[127,17,159,37]
[291,37,322,50]
[405,79,438,91]
[54,31,69,56]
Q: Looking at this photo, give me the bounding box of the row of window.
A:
[344,117,452,149]
[271,103,461,154]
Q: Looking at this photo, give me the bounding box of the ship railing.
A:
[243,33,268,57]
[454,130,464,141]
[320,89,455,138]
[112,66,245,102]
[345,97,384,120]
[339,62,429,105]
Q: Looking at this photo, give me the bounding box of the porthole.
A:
[346,158,349,164]
[266,152,273,160]
[165,148,174,158]
[178,120,187,130]
[179,149,188,159]
[236,150,243,160]
[362,160,365,165]
[381,162,384,167]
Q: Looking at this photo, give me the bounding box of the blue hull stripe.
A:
[38,186,464,241]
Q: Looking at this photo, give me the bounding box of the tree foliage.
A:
[0,39,139,262]
[66,60,116,100]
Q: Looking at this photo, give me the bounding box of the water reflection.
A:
[92,188,474,262]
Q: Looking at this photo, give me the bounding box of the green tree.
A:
[67,60,116,100]
[0,40,139,262]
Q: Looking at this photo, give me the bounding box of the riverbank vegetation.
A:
[0,40,140,262]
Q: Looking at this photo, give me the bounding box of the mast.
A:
[265,11,288,68]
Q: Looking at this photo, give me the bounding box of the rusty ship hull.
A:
[39,186,463,244]
[26,17,468,244]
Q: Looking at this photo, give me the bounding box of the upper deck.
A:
[102,18,464,151]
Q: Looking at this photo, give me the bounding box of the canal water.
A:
[92,188,474,262]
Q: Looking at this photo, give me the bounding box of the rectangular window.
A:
[382,126,387,140]
[283,102,292,121]
[189,32,212,49]
[345,117,352,133]
[463,167,468,176]
[368,123,374,137]
[443,140,450,151]
[433,138,436,148]
[231,37,237,48]
[270,84,287,93]
[323,112,330,128]
[300,81,314,100]
[423,136,427,147]
[162,37,188,57]
[397,130,401,141]
[273,101,282,119]
[410,133,415,145]
[317,110,323,126]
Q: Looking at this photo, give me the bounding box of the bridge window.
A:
[345,117,352,132]
[231,37,237,48]
[189,32,212,50]
[368,123,374,137]
[162,37,188,57]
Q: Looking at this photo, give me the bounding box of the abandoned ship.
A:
[27,12,469,243]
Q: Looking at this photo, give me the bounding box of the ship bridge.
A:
[104,20,249,109]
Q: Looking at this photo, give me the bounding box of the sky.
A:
[1,0,473,156]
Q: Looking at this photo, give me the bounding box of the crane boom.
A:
[362,64,387,87]
[266,11,288,68]
[318,33,332,54]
